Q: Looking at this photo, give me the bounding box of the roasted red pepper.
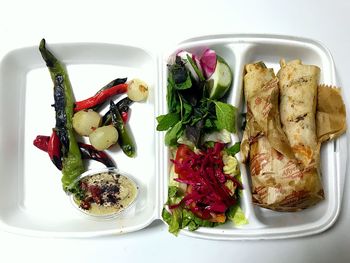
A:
[74,83,128,112]
[48,129,63,170]
[33,132,62,170]
[33,135,115,168]
[92,77,127,111]
[121,111,128,123]
[33,135,49,152]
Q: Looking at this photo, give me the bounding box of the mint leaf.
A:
[165,121,183,146]
[156,113,180,131]
[226,142,240,156]
[214,101,237,133]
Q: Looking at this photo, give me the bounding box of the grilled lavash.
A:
[241,59,345,211]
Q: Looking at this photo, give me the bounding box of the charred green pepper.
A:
[39,39,85,192]
[102,97,133,125]
[110,100,136,157]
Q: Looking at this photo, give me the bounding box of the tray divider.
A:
[154,53,166,221]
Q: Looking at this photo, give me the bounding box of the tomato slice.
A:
[174,144,193,174]
[188,200,226,222]
[208,213,226,223]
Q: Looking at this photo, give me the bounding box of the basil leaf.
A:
[174,73,192,90]
[185,120,204,147]
[204,118,216,130]
[214,101,237,133]
[169,57,192,90]
[182,102,193,122]
[226,142,240,156]
[156,112,180,131]
[165,121,183,146]
[167,76,179,112]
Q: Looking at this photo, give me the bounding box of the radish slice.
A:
[200,49,217,79]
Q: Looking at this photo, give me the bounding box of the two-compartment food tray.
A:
[0,34,346,240]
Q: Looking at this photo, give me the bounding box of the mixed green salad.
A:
[157,49,247,235]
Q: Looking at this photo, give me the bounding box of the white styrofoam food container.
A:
[0,34,347,240]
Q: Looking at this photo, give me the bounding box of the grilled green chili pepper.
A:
[110,100,136,157]
[39,39,85,192]
[102,97,133,125]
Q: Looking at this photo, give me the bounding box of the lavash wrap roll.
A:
[241,61,324,211]
[278,59,320,168]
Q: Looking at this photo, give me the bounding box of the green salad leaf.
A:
[181,209,219,230]
[156,113,180,131]
[165,121,183,146]
[167,73,179,113]
[162,208,182,236]
[214,101,237,133]
[162,206,220,235]
[226,205,248,226]
[226,142,240,156]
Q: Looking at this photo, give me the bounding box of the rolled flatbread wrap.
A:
[278,59,320,167]
[242,61,324,211]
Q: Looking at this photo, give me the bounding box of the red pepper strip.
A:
[33,135,115,168]
[33,133,62,170]
[33,135,49,151]
[48,129,63,170]
[121,111,128,123]
[74,83,128,112]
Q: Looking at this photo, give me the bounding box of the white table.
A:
[0,0,349,262]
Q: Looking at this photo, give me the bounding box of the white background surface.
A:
[0,0,349,262]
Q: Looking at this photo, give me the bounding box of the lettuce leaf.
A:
[162,208,182,236]
[226,205,248,226]
[225,142,240,156]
